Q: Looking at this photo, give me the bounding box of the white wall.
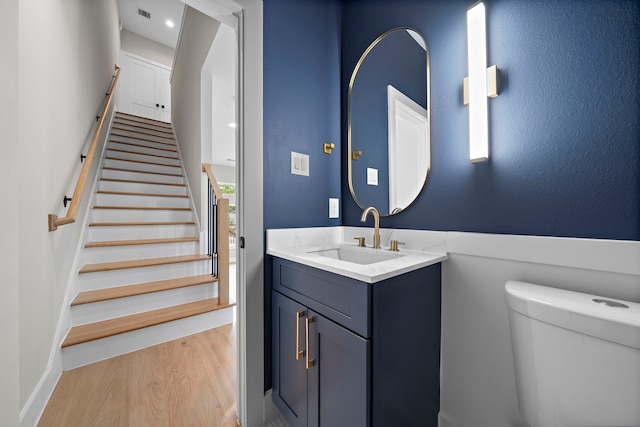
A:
[0,0,20,425]
[212,164,236,184]
[171,6,220,221]
[439,233,640,427]
[120,29,175,68]
[13,0,120,423]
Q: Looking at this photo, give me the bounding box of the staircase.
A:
[61,111,234,370]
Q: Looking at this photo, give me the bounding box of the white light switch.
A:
[367,167,378,185]
[329,198,339,218]
[291,151,310,176]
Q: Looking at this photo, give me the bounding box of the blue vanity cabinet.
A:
[272,291,310,427]
[272,290,370,427]
[271,256,441,427]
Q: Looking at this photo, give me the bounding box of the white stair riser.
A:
[91,208,193,223]
[83,241,200,263]
[112,124,175,140]
[98,180,187,196]
[110,129,175,145]
[71,283,216,325]
[103,158,182,175]
[88,223,196,240]
[108,141,178,158]
[61,306,234,370]
[105,149,181,167]
[101,168,184,185]
[77,260,212,291]
[109,135,176,152]
[95,193,190,208]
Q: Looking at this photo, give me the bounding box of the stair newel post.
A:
[216,197,229,305]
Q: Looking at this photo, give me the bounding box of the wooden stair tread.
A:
[113,119,173,131]
[62,299,234,347]
[107,148,180,161]
[84,237,199,248]
[97,190,187,198]
[111,126,175,140]
[88,221,195,227]
[109,140,178,153]
[105,156,182,168]
[100,178,186,187]
[71,274,217,306]
[115,112,172,127]
[102,166,183,178]
[111,121,174,135]
[110,133,176,147]
[93,205,191,211]
[79,254,210,274]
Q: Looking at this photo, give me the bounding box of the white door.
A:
[120,52,171,122]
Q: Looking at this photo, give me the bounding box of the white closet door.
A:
[120,53,171,122]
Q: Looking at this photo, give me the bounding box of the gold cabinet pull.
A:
[305,316,315,369]
[296,311,305,360]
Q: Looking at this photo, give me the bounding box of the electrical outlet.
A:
[291,151,310,176]
[329,198,339,218]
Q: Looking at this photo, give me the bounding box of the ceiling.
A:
[118,0,237,169]
[118,0,185,49]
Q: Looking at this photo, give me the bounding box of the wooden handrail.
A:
[48,64,121,231]
[202,163,224,199]
[202,163,230,305]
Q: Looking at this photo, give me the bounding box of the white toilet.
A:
[505,280,640,427]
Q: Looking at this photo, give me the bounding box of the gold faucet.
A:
[360,207,381,249]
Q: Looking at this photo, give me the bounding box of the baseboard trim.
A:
[19,350,62,427]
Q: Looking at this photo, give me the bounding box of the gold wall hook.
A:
[323,142,335,154]
[352,150,363,160]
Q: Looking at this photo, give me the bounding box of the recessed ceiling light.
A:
[166,20,175,28]
[228,123,237,128]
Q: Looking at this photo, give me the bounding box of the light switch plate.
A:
[329,198,339,218]
[291,151,310,176]
[367,167,378,185]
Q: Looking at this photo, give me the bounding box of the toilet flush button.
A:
[592,298,629,309]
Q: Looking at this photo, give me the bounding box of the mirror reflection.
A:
[348,28,430,216]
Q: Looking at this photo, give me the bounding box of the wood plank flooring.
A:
[40,325,239,427]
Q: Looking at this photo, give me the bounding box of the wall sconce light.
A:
[464,1,498,163]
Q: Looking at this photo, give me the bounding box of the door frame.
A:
[179,1,265,426]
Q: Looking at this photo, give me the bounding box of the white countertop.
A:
[266,227,448,283]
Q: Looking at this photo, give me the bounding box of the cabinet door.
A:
[307,310,370,427]
[272,291,308,427]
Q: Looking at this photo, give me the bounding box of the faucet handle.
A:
[354,237,366,247]
[389,240,405,252]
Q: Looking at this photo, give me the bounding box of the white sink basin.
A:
[309,246,403,265]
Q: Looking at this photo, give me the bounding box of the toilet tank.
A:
[505,280,640,427]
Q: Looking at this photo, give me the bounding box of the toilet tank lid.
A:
[505,280,640,350]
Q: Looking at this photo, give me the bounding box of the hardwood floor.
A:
[39,324,239,427]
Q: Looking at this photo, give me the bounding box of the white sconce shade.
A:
[467,1,489,163]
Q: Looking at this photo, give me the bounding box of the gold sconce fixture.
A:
[352,150,363,160]
[465,1,498,163]
[323,142,335,154]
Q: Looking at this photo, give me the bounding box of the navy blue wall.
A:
[263,0,342,230]
[342,0,640,241]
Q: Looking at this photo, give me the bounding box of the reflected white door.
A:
[120,52,171,122]
[388,85,428,213]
